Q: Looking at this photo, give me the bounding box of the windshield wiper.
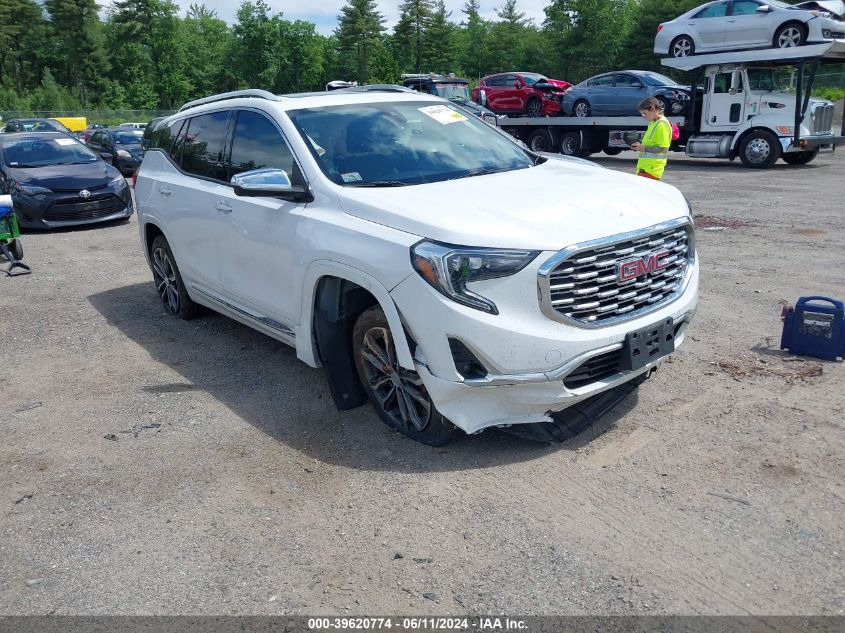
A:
[461,167,518,179]
[346,180,409,187]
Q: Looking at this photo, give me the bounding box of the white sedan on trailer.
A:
[655,0,845,58]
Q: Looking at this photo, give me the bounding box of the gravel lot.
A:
[1,152,843,617]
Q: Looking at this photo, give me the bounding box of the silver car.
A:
[655,0,845,57]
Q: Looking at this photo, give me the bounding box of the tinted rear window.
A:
[180,111,231,180]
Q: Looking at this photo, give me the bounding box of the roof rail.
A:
[177,89,282,113]
[333,84,417,94]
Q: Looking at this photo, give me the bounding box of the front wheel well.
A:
[312,276,380,411]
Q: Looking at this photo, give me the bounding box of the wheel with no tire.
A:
[527,129,553,152]
[9,239,23,261]
[782,148,818,165]
[150,235,200,319]
[525,98,543,118]
[670,35,695,58]
[774,23,806,48]
[738,130,781,168]
[573,100,591,118]
[352,306,457,446]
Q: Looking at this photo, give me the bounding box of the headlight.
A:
[14,182,51,196]
[411,241,539,314]
[116,149,131,158]
[110,175,127,188]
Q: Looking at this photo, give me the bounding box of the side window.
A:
[180,111,231,180]
[592,75,614,87]
[152,118,184,155]
[229,110,296,181]
[711,73,742,94]
[505,74,518,86]
[693,2,728,18]
[731,0,760,16]
[486,75,503,87]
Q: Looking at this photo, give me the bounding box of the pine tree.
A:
[335,0,386,83]
[492,0,529,71]
[458,0,489,79]
[425,0,454,74]
[44,0,109,105]
[392,0,433,73]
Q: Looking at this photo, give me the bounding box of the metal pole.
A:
[802,60,818,121]
[793,62,804,147]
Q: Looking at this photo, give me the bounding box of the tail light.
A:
[657,24,664,33]
[131,169,139,188]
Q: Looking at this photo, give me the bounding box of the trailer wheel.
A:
[561,131,592,158]
[527,129,553,152]
[738,130,781,168]
[782,148,818,165]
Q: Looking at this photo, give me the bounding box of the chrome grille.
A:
[539,220,693,326]
[811,104,834,135]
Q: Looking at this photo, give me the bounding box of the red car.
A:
[472,72,572,117]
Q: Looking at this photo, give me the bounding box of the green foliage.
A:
[620,0,702,74]
[814,87,845,102]
[335,0,387,84]
[8,0,838,116]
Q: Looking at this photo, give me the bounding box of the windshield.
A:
[522,74,547,86]
[432,83,472,101]
[113,131,143,144]
[288,101,534,186]
[641,72,678,86]
[2,137,98,167]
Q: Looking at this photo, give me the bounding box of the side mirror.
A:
[514,82,522,89]
[99,152,113,160]
[729,70,742,95]
[231,167,312,202]
[756,4,771,12]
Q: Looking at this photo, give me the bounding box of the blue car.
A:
[562,70,691,117]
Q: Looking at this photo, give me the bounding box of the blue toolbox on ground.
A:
[781,296,844,361]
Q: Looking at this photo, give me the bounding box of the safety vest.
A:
[636,116,671,180]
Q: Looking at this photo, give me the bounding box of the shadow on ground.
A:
[88,282,639,473]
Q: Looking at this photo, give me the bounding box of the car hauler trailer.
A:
[498,41,845,168]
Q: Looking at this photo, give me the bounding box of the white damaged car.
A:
[656,0,845,58]
[135,88,699,445]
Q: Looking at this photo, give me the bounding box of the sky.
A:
[168,0,550,35]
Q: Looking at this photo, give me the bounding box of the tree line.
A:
[0,0,807,114]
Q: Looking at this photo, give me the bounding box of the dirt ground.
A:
[1,151,843,617]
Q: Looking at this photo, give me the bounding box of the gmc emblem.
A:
[618,250,671,282]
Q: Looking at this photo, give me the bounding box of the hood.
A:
[337,158,689,251]
[792,0,844,17]
[544,78,572,91]
[8,160,117,191]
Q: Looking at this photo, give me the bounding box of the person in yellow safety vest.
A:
[630,96,672,181]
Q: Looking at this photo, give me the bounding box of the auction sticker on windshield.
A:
[54,138,77,146]
[419,105,467,124]
[341,172,363,183]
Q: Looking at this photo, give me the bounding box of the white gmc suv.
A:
[135,88,699,446]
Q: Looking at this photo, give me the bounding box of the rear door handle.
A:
[215,201,232,213]
[159,186,171,196]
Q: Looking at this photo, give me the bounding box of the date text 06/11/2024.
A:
[307,617,529,630]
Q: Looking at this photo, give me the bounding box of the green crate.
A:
[0,211,20,242]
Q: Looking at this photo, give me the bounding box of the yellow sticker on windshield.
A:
[418,105,467,125]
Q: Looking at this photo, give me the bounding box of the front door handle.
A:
[711,116,717,123]
[215,201,232,213]
[159,186,171,196]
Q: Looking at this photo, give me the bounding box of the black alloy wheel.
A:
[150,235,199,319]
[352,306,456,446]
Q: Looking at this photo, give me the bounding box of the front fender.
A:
[297,260,415,370]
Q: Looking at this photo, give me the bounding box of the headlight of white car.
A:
[411,241,539,314]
